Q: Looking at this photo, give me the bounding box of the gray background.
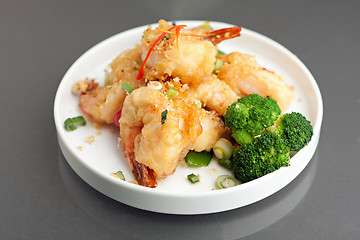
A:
[1,0,359,239]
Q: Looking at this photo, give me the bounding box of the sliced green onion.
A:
[185,151,212,167]
[166,87,178,98]
[115,171,125,181]
[213,138,234,159]
[64,116,86,131]
[194,99,202,109]
[121,82,134,95]
[64,119,76,131]
[201,21,212,30]
[216,175,237,189]
[73,116,86,125]
[212,58,223,73]
[161,109,168,124]
[163,33,170,40]
[218,158,233,169]
[217,49,226,55]
[187,173,200,183]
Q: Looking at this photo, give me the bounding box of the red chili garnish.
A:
[113,108,122,127]
[174,25,186,50]
[262,67,275,73]
[136,25,186,80]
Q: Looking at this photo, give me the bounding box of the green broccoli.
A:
[232,131,290,183]
[224,94,281,145]
[268,112,313,151]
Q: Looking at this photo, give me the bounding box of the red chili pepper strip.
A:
[137,25,186,80]
[175,25,186,50]
[137,26,176,80]
[113,108,122,127]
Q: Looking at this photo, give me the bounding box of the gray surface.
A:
[1,0,359,239]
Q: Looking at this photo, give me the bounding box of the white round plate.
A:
[54,20,323,215]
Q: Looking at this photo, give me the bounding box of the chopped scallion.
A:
[122,82,134,95]
[213,138,234,159]
[115,171,125,180]
[187,173,200,183]
[218,158,233,169]
[163,33,170,40]
[216,175,237,189]
[166,87,178,98]
[161,109,168,124]
[200,21,212,30]
[217,49,226,55]
[212,58,224,73]
[194,99,202,109]
[64,116,86,131]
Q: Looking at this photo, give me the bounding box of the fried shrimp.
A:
[139,20,216,85]
[78,46,146,124]
[78,80,125,124]
[217,52,295,111]
[138,20,241,86]
[107,45,143,85]
[188,75,239,116]
[193,109,226,152]
[119,87,202,187]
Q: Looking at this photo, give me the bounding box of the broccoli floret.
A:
[232,131,290,183]
[269,112,313,151]
[224,94,281,145]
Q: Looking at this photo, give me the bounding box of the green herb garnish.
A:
[163,33,170,40]
[217,49,226,55]
[161,109,168,124]
[216,175,237,189]
[64,116,86,131]
[115,171,125,181]
[121,82,135,95]
[212,58,223,73]
[194,99,202,109]
[166,87,178,98]
[187,173,200,183]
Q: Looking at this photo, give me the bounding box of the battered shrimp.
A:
[138,19,241,86]
[78,80,126,124]
[193,109,227,152]
[119,87,202,187]
[217,52,295,111]
[188,74,239,116]
[139,20,216,85]
[78,46,146,124]
[107,45,143,85]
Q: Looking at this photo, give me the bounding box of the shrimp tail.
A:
[203,26,241,44]
[121,126,158,188]
[124,152,158,188]
[78,79,103,122]
[132,160,158,188]
[84,79,99,92]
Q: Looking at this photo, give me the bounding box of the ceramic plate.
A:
[54,21,323,214]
